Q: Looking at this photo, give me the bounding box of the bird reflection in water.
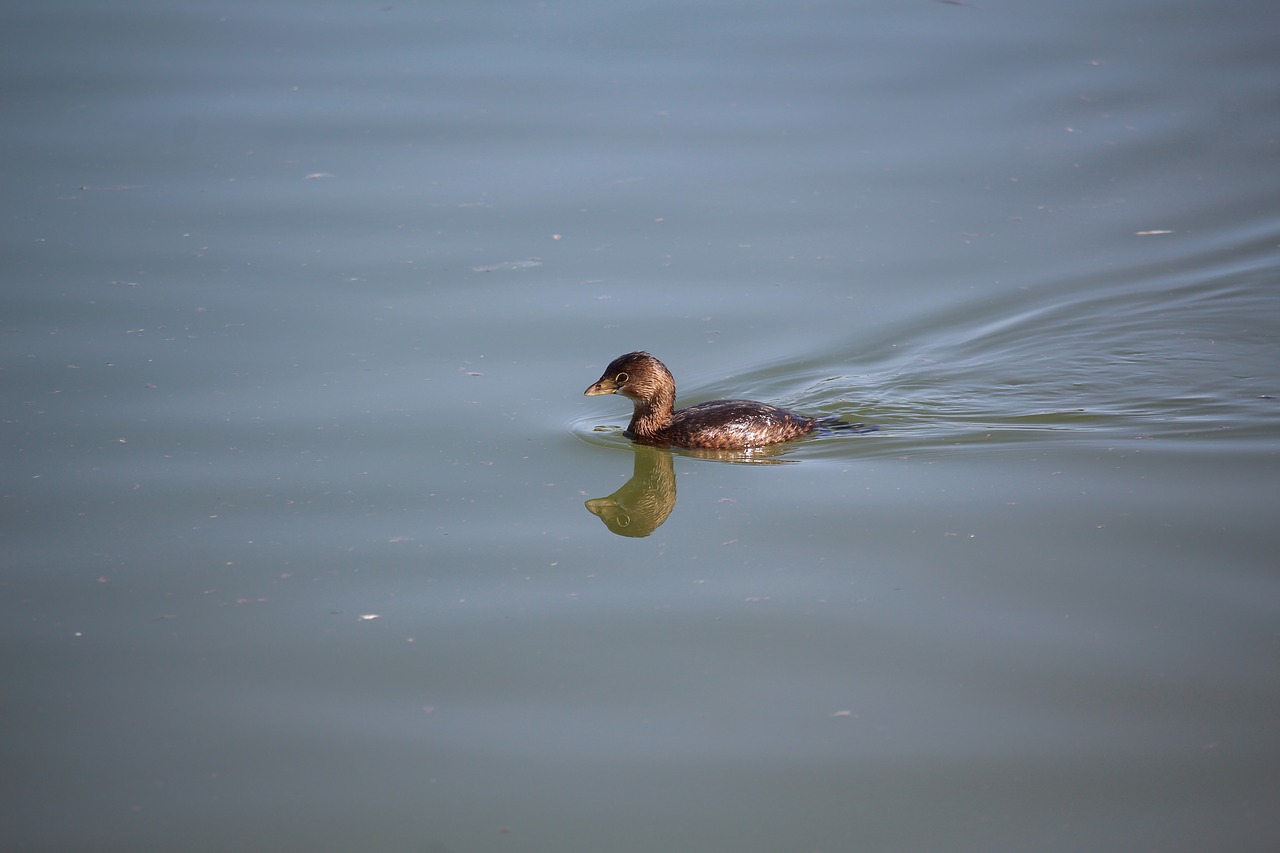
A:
[584,443,792,537]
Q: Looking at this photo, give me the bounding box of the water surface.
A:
[3,1,1278,851]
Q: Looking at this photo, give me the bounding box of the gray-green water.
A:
[3,1,1278,851]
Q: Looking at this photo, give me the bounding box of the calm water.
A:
[3,1,1279,851]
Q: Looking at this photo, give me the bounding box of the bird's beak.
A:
[584,377,617,396]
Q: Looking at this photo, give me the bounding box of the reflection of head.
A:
[584,445,677,538]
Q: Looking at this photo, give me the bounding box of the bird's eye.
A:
[615,372,629,383]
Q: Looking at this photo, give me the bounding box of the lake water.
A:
[3,1,1278,851]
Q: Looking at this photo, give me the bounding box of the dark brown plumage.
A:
[583,351,822,450]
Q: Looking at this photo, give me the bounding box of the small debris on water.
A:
[471,258,542,273]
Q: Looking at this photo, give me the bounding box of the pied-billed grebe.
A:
[585,351,844,450]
